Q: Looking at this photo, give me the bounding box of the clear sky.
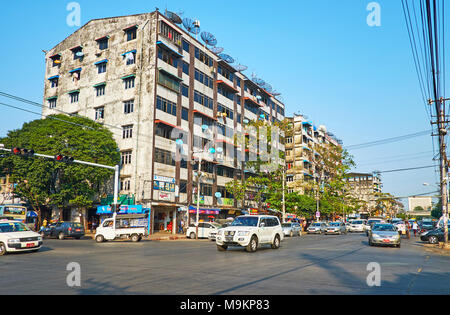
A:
[0,0,447,209]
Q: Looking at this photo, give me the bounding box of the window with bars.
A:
[97,38,108,50]
[121,151,132,165]
[95,84,106,97]
[194,69,213,89]
[122,125,133,139]
[154,148,176,166]
[124,100,134,114]
[97,62,107,74]
[156,96,177,116]
[126,27,137,41]
[50,78,58,88]
[124,77,135,89]
[69,92,79,103]
[159,21,181,45]
[158,71,180,93]
[158,48,179,68]
[95,107,104,120]
[194,47,213,67]
[193,90,213,110]
[48,98,57,109]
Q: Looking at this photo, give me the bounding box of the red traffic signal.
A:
[12,147,34,157]
[54,155,74,163]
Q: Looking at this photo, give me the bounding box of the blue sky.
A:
[0,0,446,209]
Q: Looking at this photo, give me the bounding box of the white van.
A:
[0,220,43,255]
[95,214,148,243]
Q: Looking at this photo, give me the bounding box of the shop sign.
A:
[96,205,145,215]
[159,191,172,201]
[154,175,176,193]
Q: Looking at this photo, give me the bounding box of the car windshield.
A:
[282,223,292,228]
[312,223,322,227]
[329,223,340,227]
[368,220,381,224]
[353,221,363,224]
[372,224,396,232]
[0,222,30,233]
[231,217,259,227]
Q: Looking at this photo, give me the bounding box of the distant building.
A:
[408,196,432,212]
[346,172,382,213]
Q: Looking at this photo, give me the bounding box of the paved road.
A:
[1,232,449,295]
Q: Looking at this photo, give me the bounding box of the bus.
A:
[0,205,28,223]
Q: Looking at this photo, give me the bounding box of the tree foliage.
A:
[0,115,120,226]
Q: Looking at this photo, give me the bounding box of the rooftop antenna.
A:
[218,53,234,64]
[164,9,182,24]
[200,31,217,47]
[210,47,224,55]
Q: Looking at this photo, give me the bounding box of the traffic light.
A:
[54,154,74,163]
[11,147,34,157]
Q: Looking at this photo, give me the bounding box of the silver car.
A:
[282,222,302,237]
[368,224,401,248]
[348,220,365,233]
[325,222,347,235]
[307,222,327,234]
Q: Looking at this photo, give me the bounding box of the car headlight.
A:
[37,236,42,241]
[238,231,250,236]
[8,238,20,244]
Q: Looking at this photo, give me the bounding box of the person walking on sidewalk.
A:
[412,221,419,237]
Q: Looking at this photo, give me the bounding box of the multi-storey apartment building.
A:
[346,172,383,213]
[41,11,285,232]
[284,114,341,193]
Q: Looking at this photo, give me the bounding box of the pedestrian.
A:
[412,221,418,237]
[178,220,183,234]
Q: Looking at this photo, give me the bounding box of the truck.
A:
[94,213,149,243]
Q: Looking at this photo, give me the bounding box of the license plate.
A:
[75,229,81,232]
[383,239,390,243]
[26,243,34,248]
[225,237,233,241]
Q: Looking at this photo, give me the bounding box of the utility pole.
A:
[282,166,286,223]
[429,97,450,245]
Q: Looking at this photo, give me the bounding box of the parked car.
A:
[348,220,365,233]
[41,221,85,240]
[420,225,450,244]
[0,220,43,255]
[325,222,347,235]
[187,222,221,239]
[282,222,302,237]
[418,221,436,234]
[208,224,229,241]
[215,215,283,252]
[368,223,401,248]
[95,214,148,243]
[307,222,327,234]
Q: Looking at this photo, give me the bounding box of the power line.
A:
[377,165,435,174]
[345,130,431,150]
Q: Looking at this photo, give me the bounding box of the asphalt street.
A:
[1,232,449,295]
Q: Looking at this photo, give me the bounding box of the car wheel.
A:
[0,243,7,256]
[217,245,228,251]
[190,232,196,239]
[131,234,140,242]
[95,235,105,243]
[58,232,65,240]
[271,235,281,249]
[246,236,258,253]
[429,236,438,244]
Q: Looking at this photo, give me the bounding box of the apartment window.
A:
[181,107,189,121]
[123,51,136,65]
[97,62,107,74]
[121,151,132,165]
[69,91,79,103]
[181,84,189,98]
[72,47,83,60]
[182,61,189,75]
[125,27,137,41]
[124,100,134,114]
[95,107,104,120]
[237,113,242,124]
[194,69,213,88]
[194,47,213,67]
[286,137,293,144]
[193,90,213,110]
[200,183,213,196]
[236,78,241,88]
[95,84,106,97]
[244,101,259,115]
[122,125,133,139]
[158,49,179,68]
[120,179,131,191]
[49,77,58,88]
[159,21,181,45]
[217,103,234,120]
[48,98,57,109]
[50,55,61,67]
[154,148,175,166]
[182,40,190,53]
[124,76,135,89]
[179,180,187,193]
[156,96,177,116]
[218,65,234,82]
[158,71,180,93]
[155,123,173,139]
[96,37,109,50]
[218,86,235,102]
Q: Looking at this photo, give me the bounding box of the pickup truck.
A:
[95,214,149,243]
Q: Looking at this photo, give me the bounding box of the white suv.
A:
[215,215,284,252]
[0,220,43,255]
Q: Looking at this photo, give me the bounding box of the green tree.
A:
[413,206,424,212]
[0,115,120,228]
[431,200,443,219]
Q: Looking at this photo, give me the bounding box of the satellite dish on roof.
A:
[210,47,224,55]
[262,82,273,93]
[218,53,234,64]
[200,32,217,46]
[251,76,265,86]
[165,10,182,24]
[182,18,201,35]
[234,64,248,72]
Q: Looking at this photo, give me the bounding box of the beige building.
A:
[346,172,382,213]
[41,10,285,231]
[408,196,432,212]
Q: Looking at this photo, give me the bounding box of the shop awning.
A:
[188,206,221,215]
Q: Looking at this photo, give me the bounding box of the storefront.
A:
[188,206,221,223]
[96,205,150,223]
